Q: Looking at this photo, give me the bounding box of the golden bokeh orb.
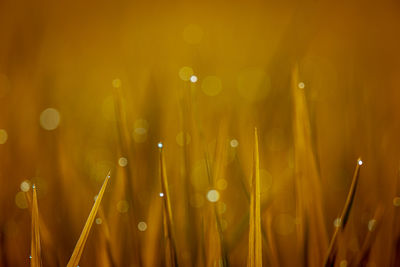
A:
[117,200,129,213]
[137,221,147,232]
[20,180,31,192]
[201,76,222,96]
[230,139,239,148]
[179,66,194,81]
[216,179,228,190]
[118,157,128,167]
[206,189,220,203]
[190,75,198,83]
[40,108,60,130]
[132,118,149,143]
[112,78,122,88]
[176,131,191,146]
[393,197,400,207]
[15,191,28,209]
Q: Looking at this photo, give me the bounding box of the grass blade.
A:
[67,171,111,267]
[203,206,227,267]
[26,187,58,266]
[159,143,178,267]
[324,159,362,267]
[112,79,142,266]
[292,64,328,267]
[203,130,229,267]
[30,185,42,267]
[247,128,262,267]
[142,193,163,267]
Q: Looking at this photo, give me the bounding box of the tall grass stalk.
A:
[324,159,362,267]
[247,128,262,267]
[30,185,42,267]
[159,144,178,267]
[292,65,328,267]
[66,172,110,267]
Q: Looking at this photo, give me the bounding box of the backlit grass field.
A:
[1,0,400,266]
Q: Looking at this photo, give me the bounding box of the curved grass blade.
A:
[247,128,262,267]
[67,171,111,267]
[324,159,362,267]
[30,185,42,267]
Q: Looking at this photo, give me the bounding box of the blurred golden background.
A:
[1,0,400,266]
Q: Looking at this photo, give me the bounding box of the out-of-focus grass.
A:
[247,128,262,267]
[1,0,400,266]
